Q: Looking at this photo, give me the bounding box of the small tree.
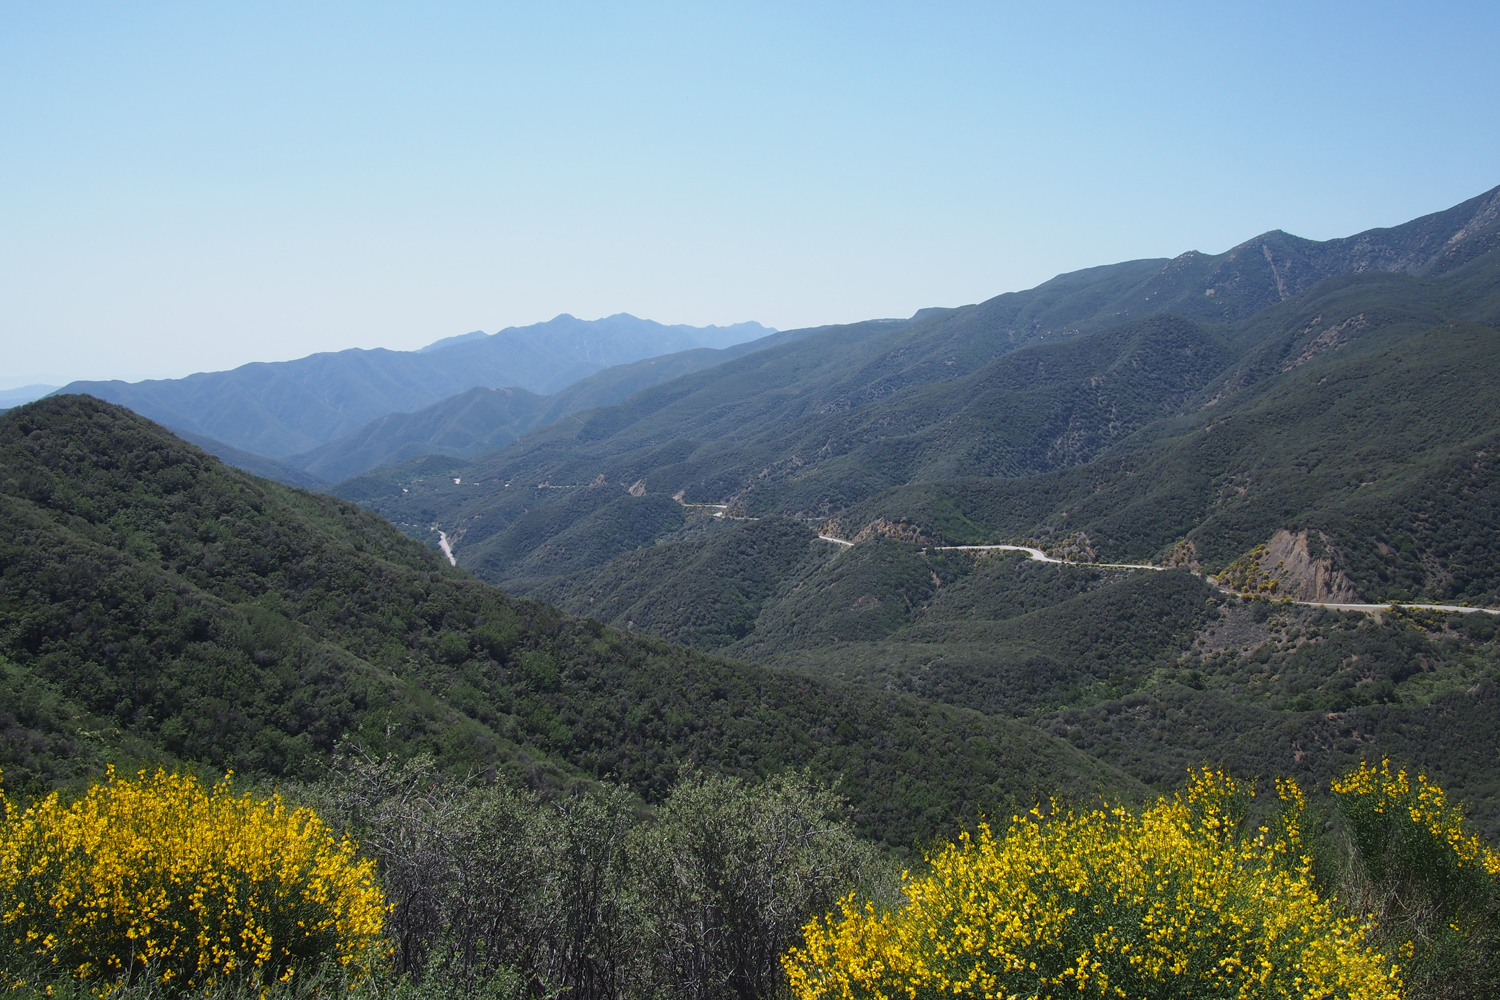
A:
[327,747,635,1000]
[629,771,879,1000]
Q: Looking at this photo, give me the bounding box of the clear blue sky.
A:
[3,1,1497,386]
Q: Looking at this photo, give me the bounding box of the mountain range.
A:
[7,183,1499,844]
[55,314,774,459]
[321,185,1500,832]
[0,385,62,409]
[339,185,1500,591]
[283,326,815,483]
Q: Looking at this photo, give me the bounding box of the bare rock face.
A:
[627,479,647,497]
[1259,530,1361,602]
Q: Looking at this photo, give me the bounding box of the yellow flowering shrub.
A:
[0,767,385,991]
[1330,759,1500,997]
[784,770,1400,1000]
[1331,759,1500,880]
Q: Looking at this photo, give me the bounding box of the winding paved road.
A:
[931,543,1168,571]
[1285,600,1498,615]
[814,537,1500,615]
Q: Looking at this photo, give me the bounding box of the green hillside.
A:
[752,551,1500,832]
[336,194,1500,611]
[171,427,332,490]
[291,385,551,482]
[513,519,1500,833]
[847,298,1500,602]
[529,516,836,650]
[0,396,1137,848]
[309,192,1500,844]
[342,259,1500,614]
[331,311,1241,570]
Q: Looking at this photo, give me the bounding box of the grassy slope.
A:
[0,396,1138,848]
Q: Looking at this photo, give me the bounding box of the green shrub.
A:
[1332,759,1500,999]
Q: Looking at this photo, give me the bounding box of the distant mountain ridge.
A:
[840,184,1500,401]
[168,428,331,490]
[419,330,488,352]
[0,385,62,409]
[333,184,1500,609]
[55,313,775,459]
[420,316,769,354]
[316,186,1500,834]
[286,326,820,482]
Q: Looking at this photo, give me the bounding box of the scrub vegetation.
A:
[3,761,1496,999]
[4,190,1500,997]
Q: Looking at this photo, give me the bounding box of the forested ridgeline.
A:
[339,250,1500,613]
[0,396,1134,849]
[313,247,1500,838]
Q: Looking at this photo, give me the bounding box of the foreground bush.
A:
[328,750,880,1000]
[0,768,385,992]
[785,770,1400,1000]
[1332,759,1500,999]
[629,772,880,1000]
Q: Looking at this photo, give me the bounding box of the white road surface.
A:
[931,543,1167,571]
[813,537,1499,615]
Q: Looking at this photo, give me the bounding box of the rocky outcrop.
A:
[1218,530,1360,602]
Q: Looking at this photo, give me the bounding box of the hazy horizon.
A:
[4,311,781,393]
[4,2,1498,386]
